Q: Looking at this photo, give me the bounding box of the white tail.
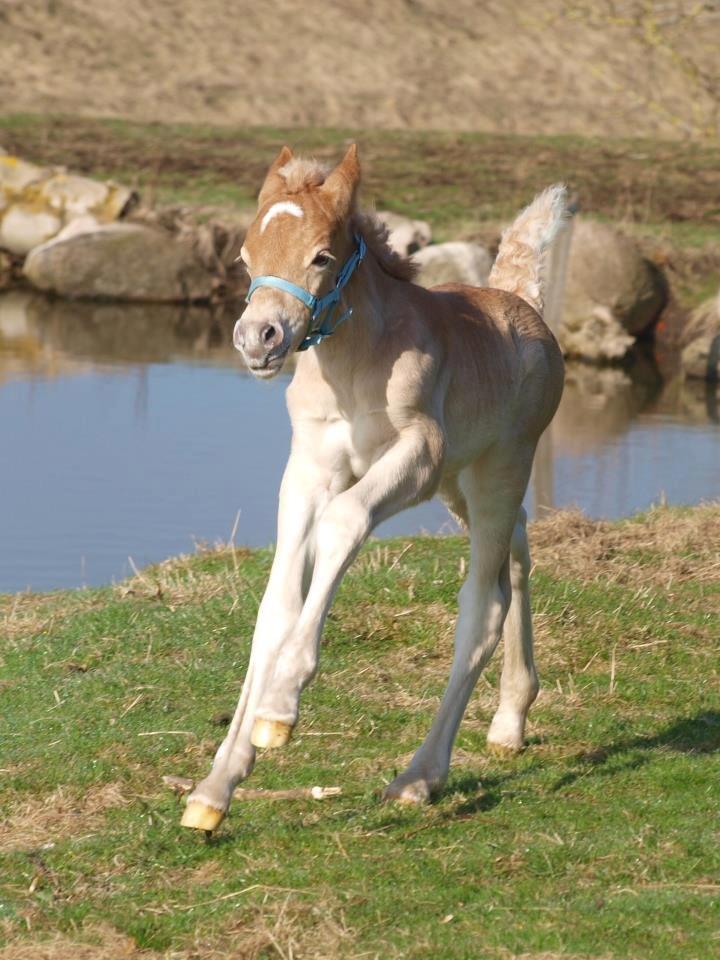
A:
[488,184,569,315]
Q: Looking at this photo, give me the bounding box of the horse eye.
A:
[312,251,331,267]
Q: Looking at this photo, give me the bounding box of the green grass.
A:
[2,113,719,313]
[1,114,719,230]
[1,507,719,958]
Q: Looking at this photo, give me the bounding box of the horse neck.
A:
[295,248,397,386]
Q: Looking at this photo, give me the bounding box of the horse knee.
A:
[316,497,370,558]
[456,578,509,672]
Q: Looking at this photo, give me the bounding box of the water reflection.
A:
[1,292,718,592]
[531,364,719,519]
[553,359,662,454]
[0,289,239,377]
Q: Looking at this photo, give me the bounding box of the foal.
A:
[182,145,566,831]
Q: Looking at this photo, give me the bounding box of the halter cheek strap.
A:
[245,234,367,352]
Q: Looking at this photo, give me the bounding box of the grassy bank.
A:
[2,114,720,308]
[1,505,719,959]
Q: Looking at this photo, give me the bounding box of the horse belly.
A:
[444,418,501,469]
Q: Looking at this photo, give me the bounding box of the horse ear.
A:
[321,144,360,219]
[258,145,294,207]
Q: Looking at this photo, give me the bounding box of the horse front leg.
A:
[252,423,444,743]
[181,453,342,831]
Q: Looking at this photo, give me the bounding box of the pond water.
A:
[1,291,719,594]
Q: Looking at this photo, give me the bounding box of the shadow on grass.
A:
[175,714,720,839]
[552,710,720,792]
[435,766,539,819]
[440,772,506,817]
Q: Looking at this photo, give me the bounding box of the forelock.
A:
[277,157,330,194]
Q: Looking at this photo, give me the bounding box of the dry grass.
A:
[529,503,720,589]
[0,925,141,960]
[115,546,254,608]
[170,896,352,960]
[0,594,87,644]
[0,896,352,960]
[497,954,614,960]
[0,783,130,854]
[1,506,717,959]
[1,1,717,139]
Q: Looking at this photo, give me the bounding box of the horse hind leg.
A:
[438,472,469,529]
[384,460,520,804]
[487,505,539,754]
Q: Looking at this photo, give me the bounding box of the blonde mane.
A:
[277,156,417,283]
[352,210,418,283]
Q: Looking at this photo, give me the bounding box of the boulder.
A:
[0,154,45,192]
[0,155,136,255]
[413,241,492,289]
[23,222,215,302]
[557,305,635,362]
[558,218,668,361]
[0,205,62,255]
[681,293,720,381]
[376,210,431,256]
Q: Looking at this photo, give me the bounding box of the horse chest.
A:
[346,419,381,478]
[298,411,391,479]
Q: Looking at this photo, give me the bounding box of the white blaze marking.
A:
[261,201,304,233]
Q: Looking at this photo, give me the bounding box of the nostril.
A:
[262,323,278,345]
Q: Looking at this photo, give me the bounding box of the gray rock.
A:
[558,218,668,361]
[558,305,635,362]
[376,210,432,256]
[681,293,720,381]
[23,222,215,302]
[413,241,492,289]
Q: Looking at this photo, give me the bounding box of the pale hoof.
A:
[180,800,226,832]
[486,739,524,756]
[487,713,526,754]
[251,718,293,749]
[383,771,440,805]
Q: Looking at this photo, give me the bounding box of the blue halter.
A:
[245,234,367,352]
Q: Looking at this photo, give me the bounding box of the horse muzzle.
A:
[234,316,290,376]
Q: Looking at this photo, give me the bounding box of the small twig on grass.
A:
[144,884,308,913]
[119,693,143,719]
[388,543,413,571]
[127,555,159,595]
[636,881,720,890]
[580,650,601,672]
[300,730,348,737]
[138,730,196,737]
[162,774,342,801]
[610,881,720,896]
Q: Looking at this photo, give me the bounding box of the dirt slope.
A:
[1,0,718,139]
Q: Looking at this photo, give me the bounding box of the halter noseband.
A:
[245,234,367,352]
